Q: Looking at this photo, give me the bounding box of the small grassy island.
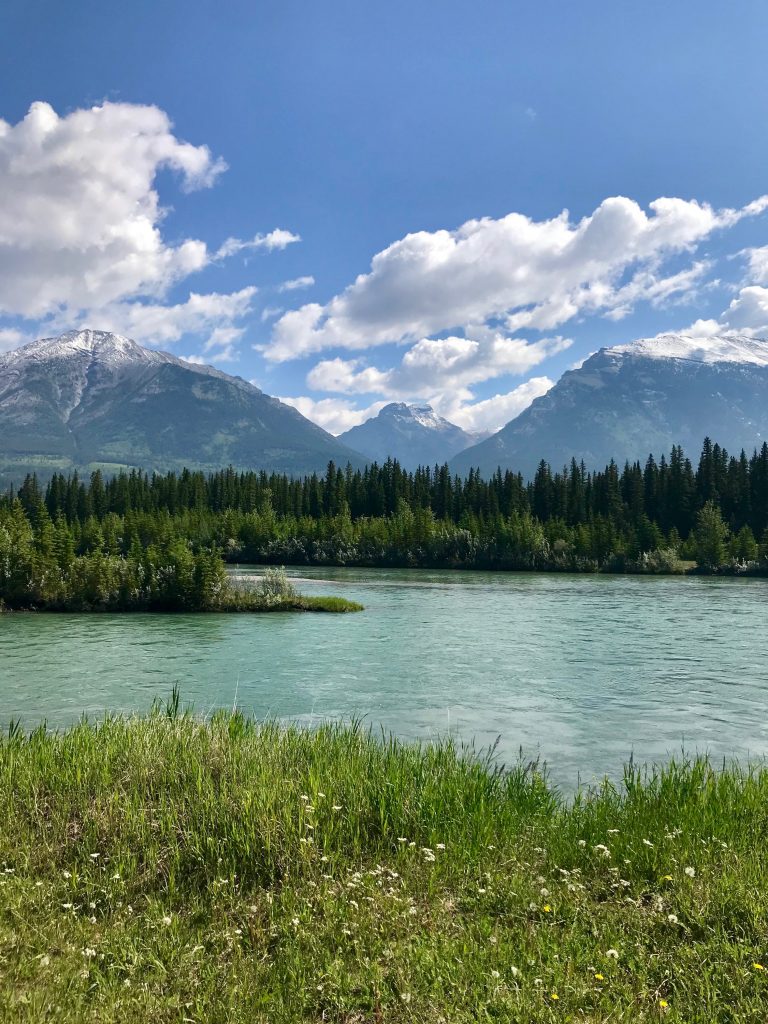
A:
[1,709,767,1022]
[0,522,362,614]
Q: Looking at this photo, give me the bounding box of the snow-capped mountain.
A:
[451,333,768,478]
[338,402,476,469]
[0,330,365,484]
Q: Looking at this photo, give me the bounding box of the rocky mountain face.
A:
[338,402,475,469]
[0,330,365,485]
[450,334,768,479]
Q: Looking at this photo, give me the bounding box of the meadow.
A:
[1,705,767,1022]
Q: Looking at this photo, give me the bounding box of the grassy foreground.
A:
[1,712,768,1022]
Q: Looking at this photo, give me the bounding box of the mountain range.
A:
[2,329,767,487]
[451,333,768,478]
[0,330,364,486]
[337,403,477,470]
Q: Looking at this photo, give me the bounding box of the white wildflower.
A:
[684,866,696,878]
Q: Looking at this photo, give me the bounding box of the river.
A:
[1,567,766,786]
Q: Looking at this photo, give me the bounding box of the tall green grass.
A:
[1,707,767,1021]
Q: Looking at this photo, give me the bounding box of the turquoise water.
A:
[1,568,766,785]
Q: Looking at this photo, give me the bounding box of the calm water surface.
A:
[1,568,766,785]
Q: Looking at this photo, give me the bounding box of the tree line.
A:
[1,438,767,609]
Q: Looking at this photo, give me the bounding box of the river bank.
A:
[1,710,767,1022]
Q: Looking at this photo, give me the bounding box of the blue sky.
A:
[1,0,768,433]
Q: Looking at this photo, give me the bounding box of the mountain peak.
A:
[0,330,365,484]
[4,329,174,369]
[452,330,768,478]
[338,402,474,468]
[379,402,445,428]
[605,332,768,367]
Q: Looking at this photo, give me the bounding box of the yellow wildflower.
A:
[594,973,604,981]
[550,992,559,1000]
[543,904,552,913]
[754,963,765,971]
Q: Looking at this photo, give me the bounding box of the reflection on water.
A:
[1,568,766,786]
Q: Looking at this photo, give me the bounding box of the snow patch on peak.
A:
[606,332,768,367]
[380,402,451,431]
[2,329,175,369]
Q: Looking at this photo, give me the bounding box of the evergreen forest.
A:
[2,437,767,611]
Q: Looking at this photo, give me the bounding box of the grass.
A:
[217,592,364,614]
[223,571,363,614]
[1,709,768,1022]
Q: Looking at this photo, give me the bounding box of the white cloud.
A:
[741,246,768,285]
[306,333,570,398]
[682,248,768,339]
[215,229,300,260]
[0,100,228,319]
[278,275,315,292]
[279,396,388,435]
[265,193,768,362]
[0,100,296,359]
[70,287,258,356]
[433,377,555,434]
[719,286,768,335]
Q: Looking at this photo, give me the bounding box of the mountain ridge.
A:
[0,330,365,484]
[451,333,768,479]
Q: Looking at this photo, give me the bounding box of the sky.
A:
[1,0,768,435]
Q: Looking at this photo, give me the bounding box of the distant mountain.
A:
[0,330,365,485]
[338,402,476,469]
[451,333,768,479]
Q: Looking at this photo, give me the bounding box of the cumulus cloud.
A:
[433,377,555,433]
[0,100,303,360]
[306,333,570,399]
[719,286,768,335]
[70,287,258,360]
[279,396,388,435]
[265,194,768,363]
[683,247,768,339]
[0,101,229,318]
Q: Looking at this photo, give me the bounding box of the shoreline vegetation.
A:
[2,437,767,586]
[1,708,768,1021]
[0,557,362,615]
